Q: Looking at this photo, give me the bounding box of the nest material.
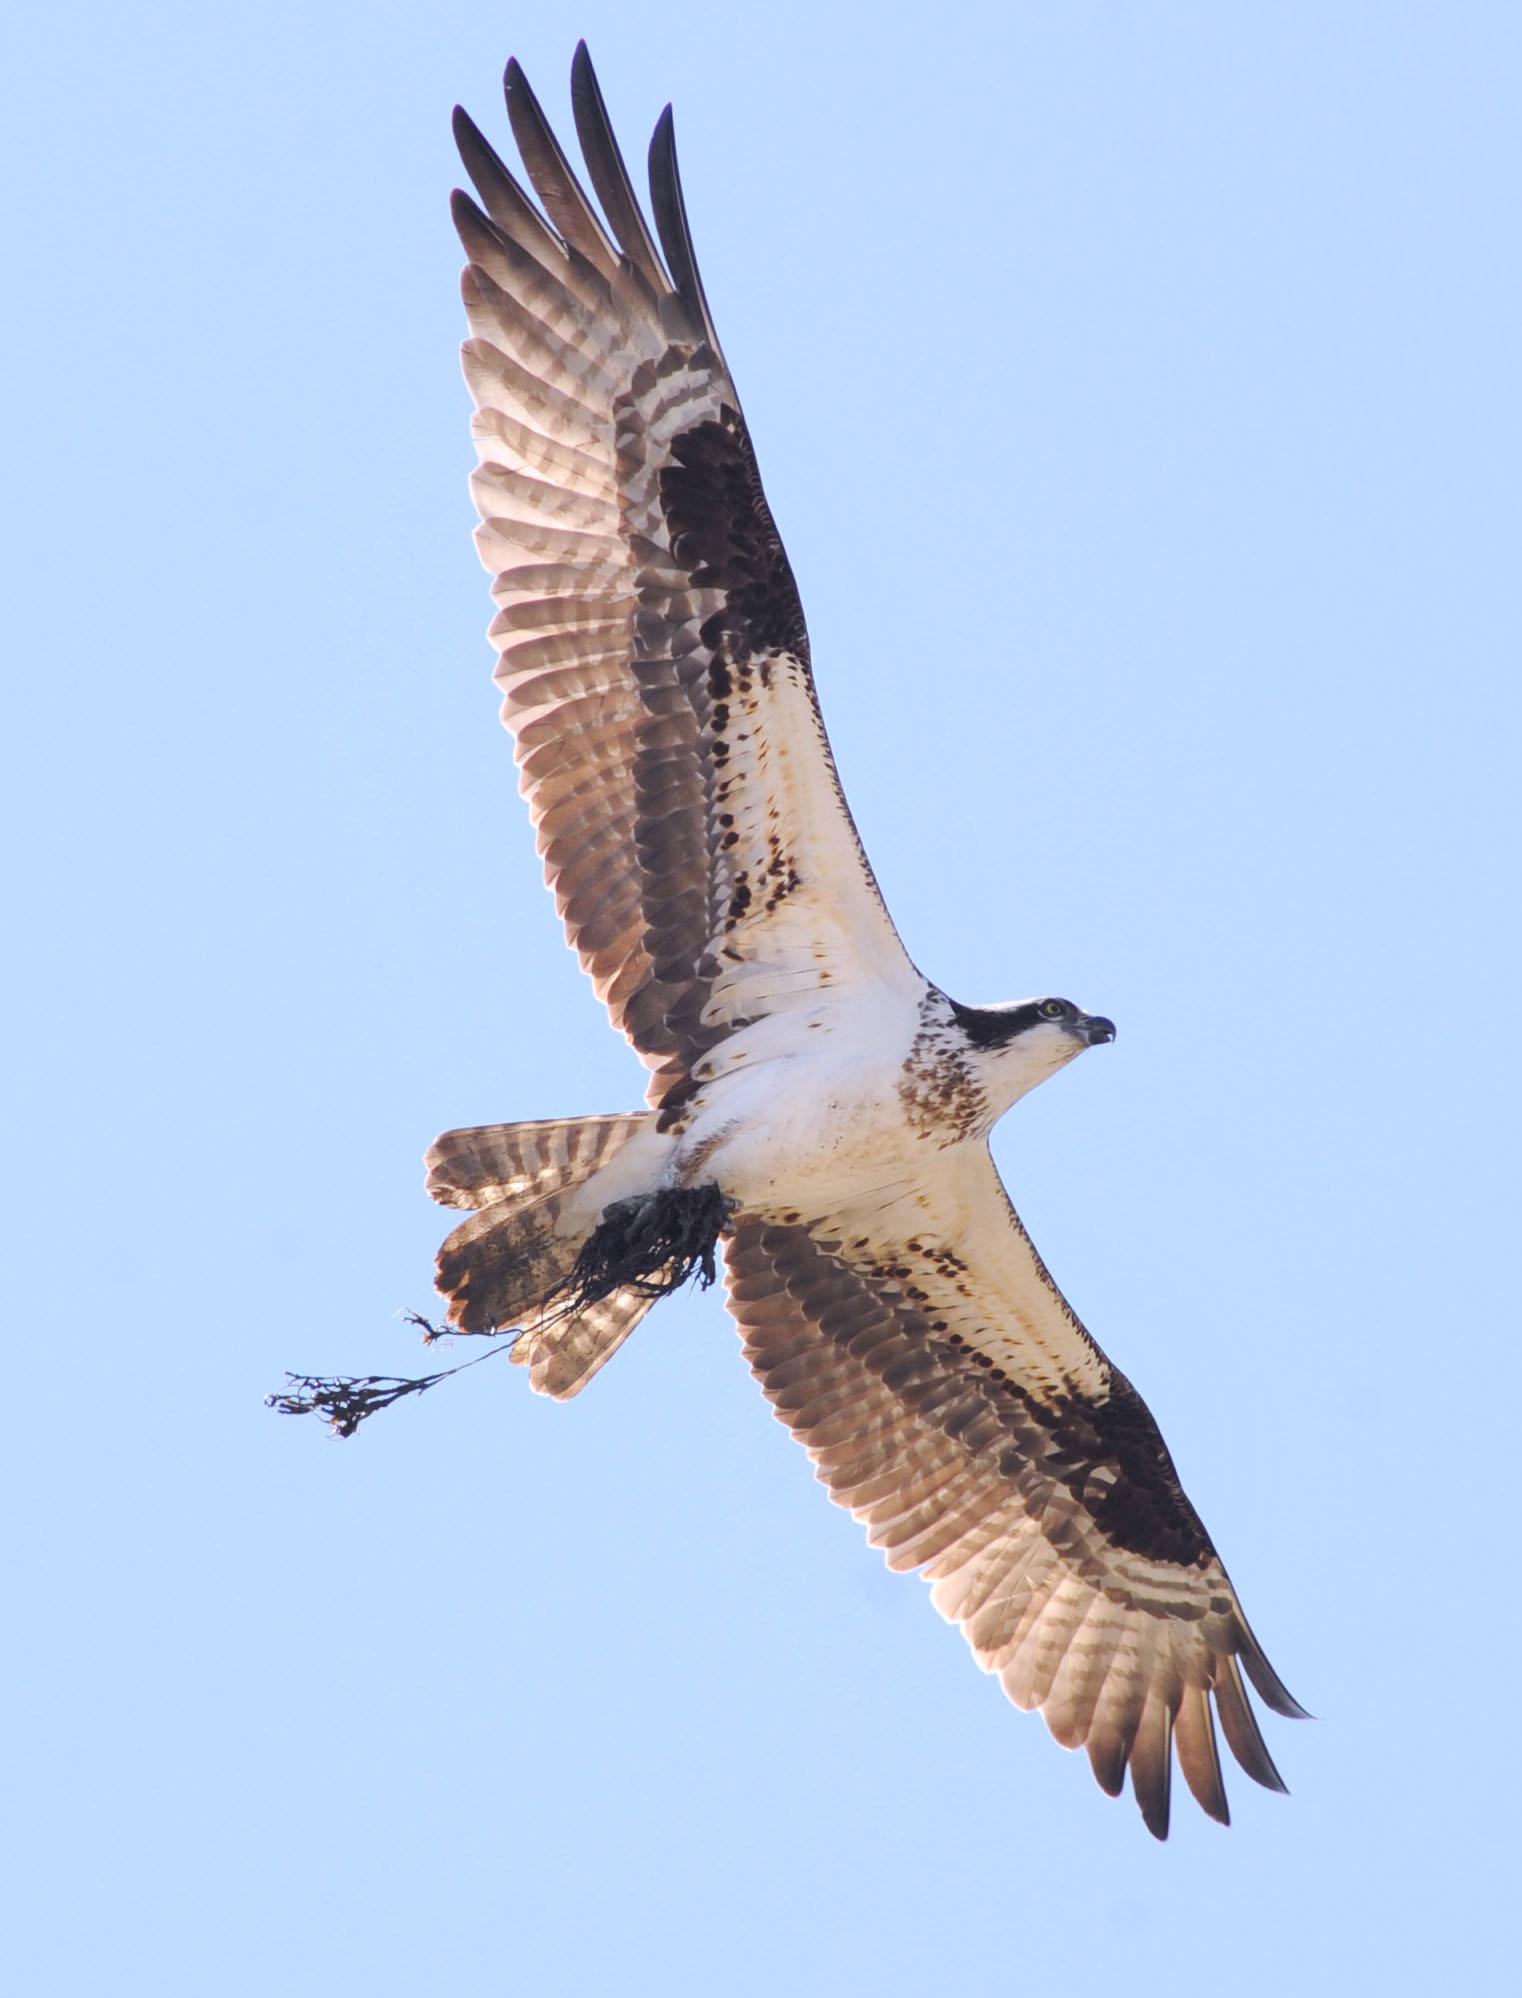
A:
[266,1313,515,1435]
[555,1183,735,1311]
[270,1188,735,1439]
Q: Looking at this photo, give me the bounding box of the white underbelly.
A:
[672,1048,929,1213]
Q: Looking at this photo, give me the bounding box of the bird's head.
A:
[948,995,1116,1115]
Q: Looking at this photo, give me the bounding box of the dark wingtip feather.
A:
[451,100,569,270]
[1175,1685,1231,1827]
[569,40,669,293]
[1241,1642,1313,1721]
[647,104,726,368]
[1232,1603,1312,1720]
[1215,1657,1292,1795]
[449,183,483,228]
[502,52,619,273]
[449,185,504,265]
[1128,1701,1174,1841]
[451,101,498,183]
[1086,1735,1128,1799]
[1137,1779,1172,1842]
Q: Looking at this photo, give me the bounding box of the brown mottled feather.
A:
[427,1110,657,1398]
[425,1112,647,1212]
[723,1181,1304,1837]
[454,48,918,1115]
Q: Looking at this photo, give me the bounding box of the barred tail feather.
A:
[425,1112,649,1211]
[428,1111,657,1399]
[514,1287,659,1400]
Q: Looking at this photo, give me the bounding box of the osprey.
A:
[429,44,1306,1838]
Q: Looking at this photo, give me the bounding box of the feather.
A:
[570,42,670,297]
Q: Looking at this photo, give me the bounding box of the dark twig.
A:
[267,1317,521,1437]
[271,1187,732,1439]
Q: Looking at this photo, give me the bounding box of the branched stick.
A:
[267,1313,521,1438]
[271,1187,733,1438]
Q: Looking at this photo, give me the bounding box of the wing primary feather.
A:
[1129,1693,1175,1841]
[452,104,566,266]
[1237,1616,1312,1720]
[1174,1684,1230,1826]
[504,56,621,277]
[450,187,536,283]
[647,105,728,369]
[1214,1656,1291,1795]
[1086,1731,1129,1799]
[569,41,670,295]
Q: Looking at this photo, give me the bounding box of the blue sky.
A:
[4,3,1518,1992]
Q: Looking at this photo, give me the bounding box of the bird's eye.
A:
[1040,999,1067,1021]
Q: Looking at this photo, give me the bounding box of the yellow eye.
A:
[1040,999,1067,1021]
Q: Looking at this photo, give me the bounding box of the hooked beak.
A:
[1076,1012,1116,1047]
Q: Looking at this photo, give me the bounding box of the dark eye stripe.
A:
[948,998,1050,1048]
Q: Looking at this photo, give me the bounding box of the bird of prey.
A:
[428,43,1306,1838]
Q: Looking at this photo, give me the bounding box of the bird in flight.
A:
[426,43,1306,1838]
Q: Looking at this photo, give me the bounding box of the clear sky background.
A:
[4,3,1518,1992]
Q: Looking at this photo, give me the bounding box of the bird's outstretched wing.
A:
[724,1145,1307,1838]
[453,46,921,1115]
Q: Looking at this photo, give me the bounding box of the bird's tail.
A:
[425,1112,659,1399]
